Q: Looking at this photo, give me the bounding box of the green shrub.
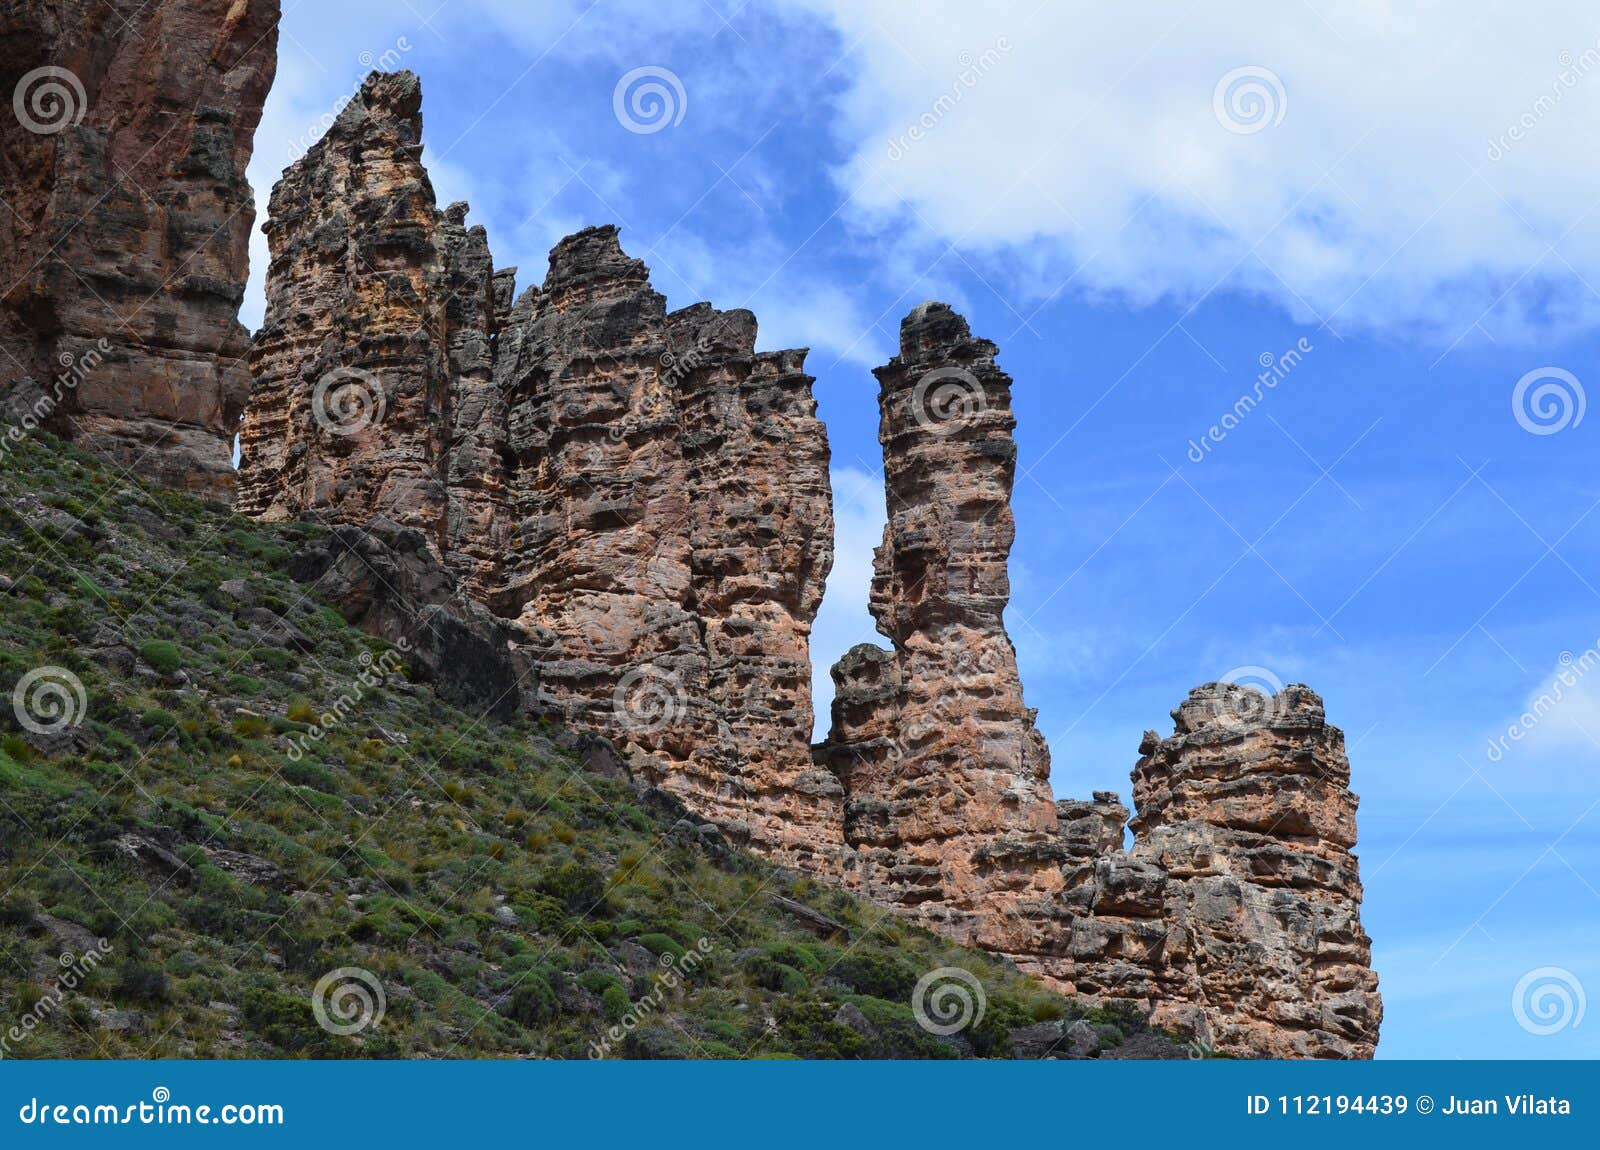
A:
[537,862,607,915]
[636,933,686,962]
[116,964,171,1004]
[504,972,559,1027]
[831,952,917,1000]
[138,640,184,675]
[281,758,337,793]
[139,708,177,731]
[601,983,631,1023]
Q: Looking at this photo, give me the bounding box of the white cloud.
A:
[785,0,1600,343]
[1482,646,1600,783]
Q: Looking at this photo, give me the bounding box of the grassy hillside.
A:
[0,435,1181,1059]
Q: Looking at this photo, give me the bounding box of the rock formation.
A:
[0,0,279,499]
[1057,685,1381,1058]
[232,69,1380,1057]
[237,72,840,874]
[814,310,1381,1058]
[816,303,1063,941]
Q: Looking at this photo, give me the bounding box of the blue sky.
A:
[246,1,1600,1058]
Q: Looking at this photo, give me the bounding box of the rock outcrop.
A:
[816,303,1063,944]
[237,72,839,874]
[0,0,279,499]
[238,71,505,589]
[1056,685,1381,1058]
[233,69,1380,1057]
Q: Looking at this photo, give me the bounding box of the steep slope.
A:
[0,435,1188,1059]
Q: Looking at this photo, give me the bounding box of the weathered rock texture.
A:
[237,72,840,873]
[1113,684,1381,1058]
[814,307,1380,1058]
[815,303,1063,937]
[0,0,279,498]
[236,70,1379,1057]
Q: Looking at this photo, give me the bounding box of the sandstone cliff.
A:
[237,72,840,874]
[816,303,1063,940]
[1056,685,1381,1057]
[0,0,279,498]
[231,69,1380,1057]
[814,310,1381,1058]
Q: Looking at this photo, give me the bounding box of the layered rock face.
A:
[814,308,1380,1058]
[493,228,841,871]
[238,71,504,587]
[0,0,279,498]
[237,72,839,873]
[235,69,1378,1057]
[1057,685,1381,1058]
[816,303,1063,942]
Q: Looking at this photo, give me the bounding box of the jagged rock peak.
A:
[895,299,994,362]
[544,224,651,291]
